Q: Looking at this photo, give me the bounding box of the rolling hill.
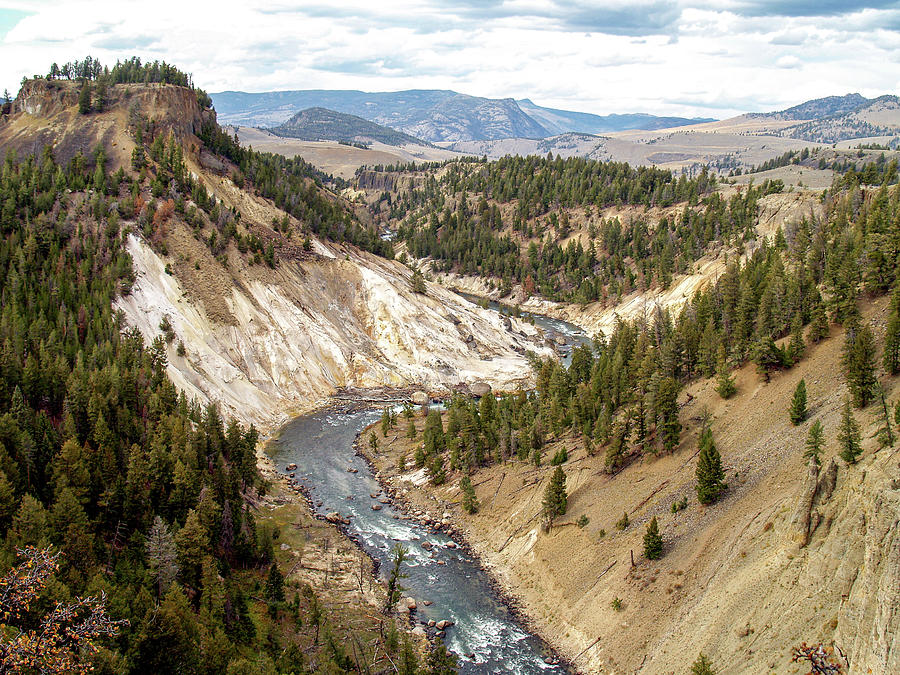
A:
[269,106,431,146]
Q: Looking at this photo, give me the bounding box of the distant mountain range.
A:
[515,99,713,135]
[269,107,431,146]
[210,89,714,143]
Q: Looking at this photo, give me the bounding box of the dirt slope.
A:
[370,297,900,674]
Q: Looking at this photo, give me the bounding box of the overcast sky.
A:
[1,1,898,118]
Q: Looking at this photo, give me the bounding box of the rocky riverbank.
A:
[355,420,573,671]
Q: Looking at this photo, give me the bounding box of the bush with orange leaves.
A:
[0,547,126,674]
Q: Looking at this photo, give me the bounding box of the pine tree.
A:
[423,409,444,455]
[789,379,807,425]
[656,377,681,453]
[460,475,478,514]
[381,408,391,437]
[842,320,878,407]
[691,653,716,675]
[265,562,285,602]
[807,303,829,343]
[805,420,825,466]
[878,386,895,447]
[838,398,863,464]
[714,346,736,399]
[787,314,806,365]
[643,516,663,560]
[406,418,416,439]
[883,286,900,374]
[78,82,92,114]
[695,427,726,505]
[542,466,567,526]
[146,516,178,598]
[385,544,408,611]
[426,638,458,674]
[428,454,446,486]
[411,268,426,294]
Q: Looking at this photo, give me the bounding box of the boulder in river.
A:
[453,382,472,397]
[371,504,382,511]
[436,619,454,630]
[406,597,417,611]
[471,381,492,397]
[325,512,342,523]
[411,391,429,406]
[286,463,297,471]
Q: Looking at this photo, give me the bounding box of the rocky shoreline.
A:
[354,426,575,672]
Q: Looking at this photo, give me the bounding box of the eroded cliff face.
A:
[116,228,550,432]
[1,78,210,169]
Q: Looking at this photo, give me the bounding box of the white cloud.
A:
[0,0,896,118]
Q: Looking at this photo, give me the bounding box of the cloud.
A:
[729,0,899,18]
[93,34,157,50]
[0,1,897,120]
[0,8,32,40]
[770,29,807,45]
[776,54,801,68]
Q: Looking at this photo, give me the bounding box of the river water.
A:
[452,291,594,367]
[271,303,592,672]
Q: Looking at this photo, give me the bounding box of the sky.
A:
[0,1,898,119]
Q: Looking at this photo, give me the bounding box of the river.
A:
[452,291,594,367]
[271,305,592,672]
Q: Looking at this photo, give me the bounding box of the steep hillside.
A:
[0,62,438,675]
[368,298,900,674]
[269,107,431,147]
[115,217,551,432]
[0,79,550,433]
[0,77,207,170]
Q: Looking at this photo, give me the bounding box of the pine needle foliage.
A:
[695,427,726,505]
[790,379,808,425]
[838,398,863,464]
[643,516,663,560]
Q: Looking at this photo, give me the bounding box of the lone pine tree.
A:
[542,466,568,526]
[695,426,726,505]
[460,475,479,514]
[790,379,808,425]
[643,516,663,560]
[715,346,736,399]
[805,420,825,466]
[838,398,863,464]
[842,319,878,408]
